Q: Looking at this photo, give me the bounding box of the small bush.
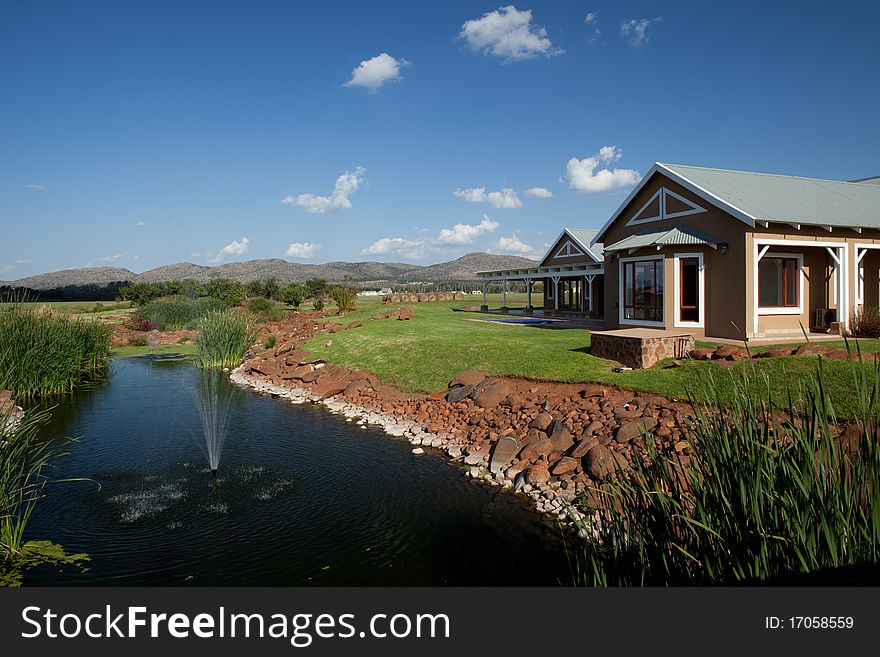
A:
[91,302,105,314]
[135,295,227,331]
[263,335,277,349]
[329,286,358,313]
[127,336,148,347]
[247,296,285,322]
[195,309,258,369]
[282,283,306,308]
[851,306,880,338]
[312,297,325,311]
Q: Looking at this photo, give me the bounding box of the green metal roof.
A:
[604,226,723,253]
[661,163,880,229]
[566,228,604,259]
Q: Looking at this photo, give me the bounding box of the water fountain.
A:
[194,368,236,487]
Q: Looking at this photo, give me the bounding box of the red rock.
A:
[571,437,600,459]
[713,345,748,361]
[551,456,579,476]
[345,320,363,330]
[450,370,486,388]
[584,445,622,480]
[688,348,715,360]
[281,364,314,380]
[397,307,414,321]
[519,438,552,462]
[755,346,794,358]
[371,313,388,321]
[793,344,823,356]
[547,421,574,452]
[311,380,348,399]
[529,412,553,431]
[526,461,550,485]
[473,381,511,409]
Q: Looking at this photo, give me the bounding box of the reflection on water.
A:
[24,357,572,586]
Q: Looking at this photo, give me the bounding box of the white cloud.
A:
[285,242,322,259]
[525,186,554,198]
[15,259,30,265]
[495,233,535,255]
[132,255,141,260]
[620,18,660,46]
[453,187,522,209]
[100,253,126,262]
[344,53,409,93]
[361,237,428,260]
[190,252,203,258]
[436,214,500,245]
[281,167,366,214]
[136,220,145,227]
[211,237,250,262]
[584,12,601,43]
[460,5,561,62]
[566,145,641,194]
[25,183,44,190]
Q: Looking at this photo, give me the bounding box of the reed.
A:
[0,297,111,397]
[195,309,257,369]
[574,341,880,585]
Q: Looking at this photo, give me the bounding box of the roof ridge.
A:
[659,162,877,186]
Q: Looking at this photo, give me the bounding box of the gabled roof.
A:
[540,227,603,265]
[604,227,723,253]
[592,163,880,244]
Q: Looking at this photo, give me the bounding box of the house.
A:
[478,163,880,341]
[593,164,880,339]
[476,227,604,317]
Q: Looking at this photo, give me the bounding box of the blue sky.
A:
[2,0,879,278]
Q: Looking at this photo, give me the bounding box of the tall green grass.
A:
[574,343,880,585]
[0,404,55,558]
[136,295,227,330]
[195,309,257,369]
[0,299,111,397]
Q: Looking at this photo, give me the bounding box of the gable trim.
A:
[539,228,602,266]
[591,163,757,246]
[554,240,586,259]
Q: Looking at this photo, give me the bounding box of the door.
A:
[676,254,703,326]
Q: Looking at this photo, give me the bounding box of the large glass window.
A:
[758,257,798,308]
[623,259,663,322]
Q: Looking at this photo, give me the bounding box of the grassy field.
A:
[302,295,880,420]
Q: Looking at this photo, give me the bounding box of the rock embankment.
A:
[231,314,701,527]
[0,390,24,437]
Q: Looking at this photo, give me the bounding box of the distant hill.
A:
[3,253,538,290]
[3,266,136,290]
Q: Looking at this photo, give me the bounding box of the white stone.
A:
[411,447,425,455]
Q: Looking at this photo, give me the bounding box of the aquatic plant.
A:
[0,296,111,397]
[195,309,257,369]
[574,343,880,585]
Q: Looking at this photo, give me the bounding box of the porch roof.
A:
[476,261,603,281]
[603,226,723,253]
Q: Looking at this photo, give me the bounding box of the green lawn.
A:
[303,295,880,420]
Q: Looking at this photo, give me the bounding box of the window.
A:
[623,259,663,322]
[758,257,798,308]
[679,257,699,323]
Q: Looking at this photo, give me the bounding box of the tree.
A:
[246,280,266,298]
[282,283,306,308]
[264,277,281,301]
[329,285,357,313]
[207,278,245,307]
[304,278,327,299]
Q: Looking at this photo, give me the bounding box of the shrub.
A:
[329,285,358,313]
[263,335,277,349]
[136,295,227,331]
[247,296,285,322]
[304,278,327,299]
[127,336,148,347]
[264,278,281,301]
[282,283,306,308]
[246,280,266,298]
[0,298,111,397]
[207,278,245,308]
[851,306,880,338]
[195,309,258,369]
[575,349,880,585]
[312,297,325,311]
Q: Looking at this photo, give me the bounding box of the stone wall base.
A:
[591,333,695,369]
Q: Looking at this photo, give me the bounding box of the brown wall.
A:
[601,173,748,339]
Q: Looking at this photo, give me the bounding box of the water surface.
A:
[25,357,571,585]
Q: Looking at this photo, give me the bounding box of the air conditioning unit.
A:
[815,308,837,329]
[815,308,826,329]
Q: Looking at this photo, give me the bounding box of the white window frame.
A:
[756,252,804,316]
[855,244,880,306]
[619,255,665,327]
[673,252,704,328]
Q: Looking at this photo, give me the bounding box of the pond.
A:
[23,357,573,585]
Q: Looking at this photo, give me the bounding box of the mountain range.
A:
[2,252,538,290]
